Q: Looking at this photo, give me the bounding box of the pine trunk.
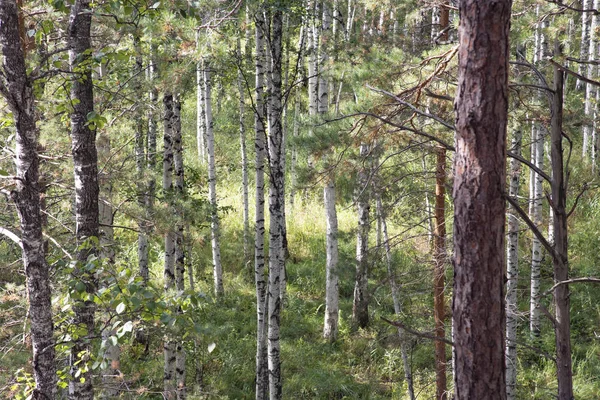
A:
[452,0,510,397]
[433,147,447,400]
[0,2,57,397]
[68,2,99,398]
[551,42,574,400]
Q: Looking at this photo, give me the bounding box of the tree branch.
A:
[381,316,454,346]
[549,59,600,87]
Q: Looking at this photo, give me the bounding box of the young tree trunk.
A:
[529,124,544,338]
[237,36,251,266]
[352,143,370,329]
[163,93,176,400]
[204,61,224,296]
[505,130,522,400]
[323,179,339,340]
[379,199,415,400]
[583,0,599,161]
[433,147,447,400]
[254,8,269,399]
[577,0,592,91]
[267,9,285,400]
[68,2,99,398]
[550,42,573,400]
[172,96,186,400]
[0,2,56,397]
[196,31,206,164]
[452,0,510,398]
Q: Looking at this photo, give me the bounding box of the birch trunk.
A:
[453,0,510,396]
[0,2,56,397]
[254,8,269,399]
[379,199,415,400]
[352,143,370,329]
[583,0,599,161]
[196,31,206,164]
[173,96,186,399]
[204,61,224,296]
[323,180,339,341]
[505,130,522,400]
[68,2,99,398]
[577,0,592,91]
[267,10,285,400]
[529,124,544,338]
[163,93,176,400]
[237,37,250,266]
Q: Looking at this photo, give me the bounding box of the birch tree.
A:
[352,143,370,329]
[453,0,510,397]
[266,9,285,399]
[0,1,57,397]
[204,59,224,296]
[254,7,268,398]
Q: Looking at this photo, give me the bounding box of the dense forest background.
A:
[1,0,600,399]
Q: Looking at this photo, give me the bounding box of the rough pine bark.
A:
[352,143,370,329]
[0,1,56,397]
[68,1,99,398]
[433,147,447,400]
[505,130,522,400]
[452,0,510,398]
[267,9,285,400]
[550,43,573,400]
[254,8,269,399]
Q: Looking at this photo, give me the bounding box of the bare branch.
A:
[381,316,455,346]
[549,59,600,87]
[0,227,22,248]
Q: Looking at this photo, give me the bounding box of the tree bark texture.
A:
[352,143,370,329]
[267,10,285,400]
[433,147,447,400]
[551,43,574,400]
[0,1,57,397]
[68,1,99,398]
[163,93,176,400]
[505,130,522,400]
[254,8,268,399]
[323,180,339,341]
[237,36,251,266]
[452,0,510,398]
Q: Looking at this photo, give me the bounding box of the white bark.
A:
[267,10,285,400]
[237,37,250,265]
[577,0,592,91]
[196,32,206,163]
[529,124,544,337]
[204,61,224,296]
[352,143,370,328]
[254,9,268,399]
[506,130,522,400]
[323,181,339,340]
[308,0,319,119]
[584,0,599,161]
